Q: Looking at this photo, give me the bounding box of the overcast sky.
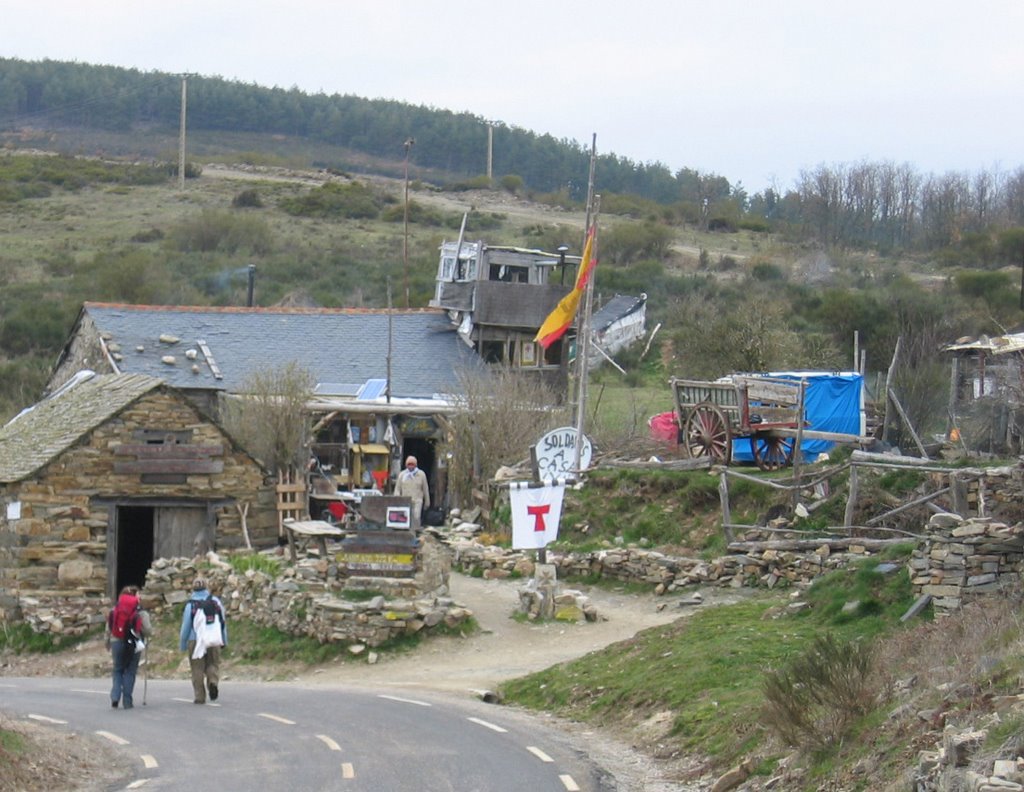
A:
[5,1,1022,194]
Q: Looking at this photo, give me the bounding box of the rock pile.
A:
[916,722,1024,791]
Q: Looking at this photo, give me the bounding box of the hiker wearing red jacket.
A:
[105,586,145,709]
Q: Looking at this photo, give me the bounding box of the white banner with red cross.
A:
[509,480,565,549]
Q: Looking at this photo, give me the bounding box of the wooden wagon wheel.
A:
[682,402,732,464]
[750,433,795,471]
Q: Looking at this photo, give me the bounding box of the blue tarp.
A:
[731,371,864,463]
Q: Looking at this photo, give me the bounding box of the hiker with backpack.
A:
[105,586,148,709]
[178,577,227,704]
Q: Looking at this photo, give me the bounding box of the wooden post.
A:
[843,464,859,530]
[950,473,968,517]
[887,387,929,459]
[947,354,960,436]
[718,470,733,544]
[791,379,807,509]
[882,336,902,445]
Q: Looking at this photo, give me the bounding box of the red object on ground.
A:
[649,411,680,446]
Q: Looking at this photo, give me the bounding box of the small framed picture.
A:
[386,507,411,528]
[521,342,536,366]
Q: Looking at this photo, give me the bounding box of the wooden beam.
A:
[866,486,950,526]
[887,387,929,459]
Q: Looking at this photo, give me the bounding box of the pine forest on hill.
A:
[0,57,1023,455]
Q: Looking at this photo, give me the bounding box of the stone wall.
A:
[451,537,867,593]
[138,537,466,648]
[0,387,277,625]
[909,513,1024,616]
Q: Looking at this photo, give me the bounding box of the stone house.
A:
[47,302,484,514]
[0,372,273,633]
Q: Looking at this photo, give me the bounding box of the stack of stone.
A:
[909,513,1024,616]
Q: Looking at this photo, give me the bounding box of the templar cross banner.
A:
[509,481,566,549]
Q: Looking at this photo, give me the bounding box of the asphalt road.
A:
[0,676,616,791]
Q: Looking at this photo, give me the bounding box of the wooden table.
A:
[282,518,345,562]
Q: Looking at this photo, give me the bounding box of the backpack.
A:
[119,608,143,666]
[191,595,224,649]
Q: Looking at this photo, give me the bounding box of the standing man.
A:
[395,455,430,531]
[179,577,227,705]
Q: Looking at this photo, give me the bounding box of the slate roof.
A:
[591,294,647,333]
[0,373,162,483]
[69,303,482,399]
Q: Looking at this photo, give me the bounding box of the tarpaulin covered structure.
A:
[730,371,865,463]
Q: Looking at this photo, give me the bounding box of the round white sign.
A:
[534,426,592,478]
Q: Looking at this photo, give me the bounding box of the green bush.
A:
[232,188,263,208]
[761,633,877,751]
[279,181,382,219]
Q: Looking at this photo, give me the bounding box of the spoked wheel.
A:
[750,433,795,471]
[682,402,732,465]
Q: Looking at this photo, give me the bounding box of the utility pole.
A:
[403,137,415,308]
[178,75,189,192]
[486,123,493,181]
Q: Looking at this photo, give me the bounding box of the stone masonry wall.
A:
[0,388,277,625]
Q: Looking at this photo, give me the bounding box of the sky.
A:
[4,0,1023,194]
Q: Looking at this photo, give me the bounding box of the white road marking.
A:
[95,730,130,745]
[126,780,150,789]
[0,683,16,688]
[258,712,296,725]
[141,754,158,769]
[28,714,67,725]
[377,694,431,707]
[559,775,581,791]
[316,734,342,751]
[341,762,355,779]
[173,697,220,707]
[526,745,554,762]
[467,717,508,733]
[71,688,105,695]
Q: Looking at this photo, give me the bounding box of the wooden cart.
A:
[669,375,807,470]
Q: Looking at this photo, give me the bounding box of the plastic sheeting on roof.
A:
[944,332,1024,356]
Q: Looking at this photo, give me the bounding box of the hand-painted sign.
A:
[533,426,592,478]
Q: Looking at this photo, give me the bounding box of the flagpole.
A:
[573,134,599,473]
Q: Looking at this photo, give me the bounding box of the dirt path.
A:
[299,573,741,696]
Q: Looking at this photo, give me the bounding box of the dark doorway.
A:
[115,506,154,594]
[402,438,436,500]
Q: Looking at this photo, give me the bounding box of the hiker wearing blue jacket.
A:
[179,577,227,704]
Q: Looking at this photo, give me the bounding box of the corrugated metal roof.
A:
[0,373,163,483]
[74,303,483,399]
[943,332,1024,356]
[592,294,647,333]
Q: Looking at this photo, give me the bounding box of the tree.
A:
[220,362,315,473]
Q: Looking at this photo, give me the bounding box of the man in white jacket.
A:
[394,455,430,531]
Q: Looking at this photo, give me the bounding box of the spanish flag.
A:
[534,225,596,350]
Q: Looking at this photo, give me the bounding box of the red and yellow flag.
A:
[534,226,596,350]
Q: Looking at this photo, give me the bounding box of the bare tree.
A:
[441,366,568,508]
[220,361,315,473]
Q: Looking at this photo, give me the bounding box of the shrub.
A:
[761,633,877,752]
[232,189,263,208]
[279,182,382,219]
[499,174,524,193]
